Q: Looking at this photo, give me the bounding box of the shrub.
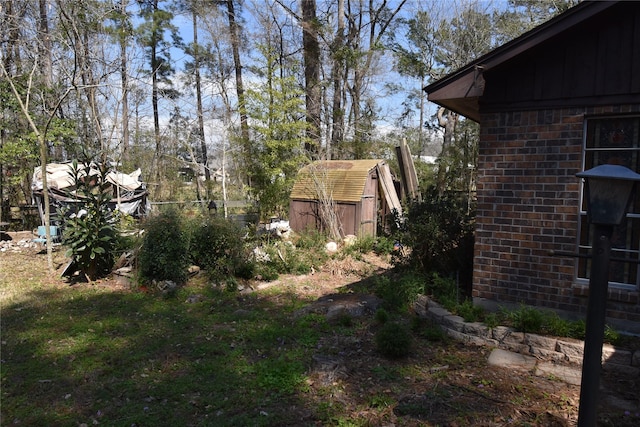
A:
[375,322,412,359]
[425,273,459,311]
[348,235,376,254]
[294,228,328,251]
[374,273,425,311]
[138,210,189,284]
[254,240,316,277]
[375,308,390,324]
[510,305,544,334]
[374,236,396,256]
[59,159,119,280]
[453,299,484,322]
[395,188,475,299]
[188,216,249,280]
[411,317,448,342]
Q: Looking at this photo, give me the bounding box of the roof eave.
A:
[424,1,618,121]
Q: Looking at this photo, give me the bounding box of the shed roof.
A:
[290,159,382,203]
[423,1,618,122]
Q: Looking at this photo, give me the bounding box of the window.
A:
[578,115,640,290]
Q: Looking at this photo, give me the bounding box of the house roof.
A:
[290,159,382,203]
[423,1,618,122]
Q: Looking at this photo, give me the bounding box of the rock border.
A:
[413,295,640,377]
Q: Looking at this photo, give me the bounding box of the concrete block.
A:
[491,325,515,342]
[556,339,584,360]
[464,322,491,338]
[530,346,566,363]
[524,333,557,351]
[601,345,632,366]
[428,306,450,319]
[602,362,640,377]
[536,362,582,386]
[488,348,537,370]
[441,314,465,332]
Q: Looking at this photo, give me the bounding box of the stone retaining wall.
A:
[414,295,640,377]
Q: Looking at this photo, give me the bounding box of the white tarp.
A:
[31,162,149,220]
[32,163,143,192]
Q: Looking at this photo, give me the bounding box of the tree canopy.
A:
[1,0,571,220]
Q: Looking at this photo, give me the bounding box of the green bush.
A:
[453,299,484,322]
[294,228,328,251]
[375,308,390,324]
[138,210,190,284]
[59,159,119,280]
[509,305,544,334]
[394,188,475,299]
[374,236,396,256]
[411,317,448,342]
[255,240,316,277]
[347,235,376,254]
[188,216,249,280]
[374,273,425,311]
[375,322,412,359]
[425,273,459,311]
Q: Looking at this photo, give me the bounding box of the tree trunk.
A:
[120,0,130,161]
[192,8,210,197]
[225,0,250,185]
[436,107,458,194]
[301,0,321,157]
[329,0,345,160]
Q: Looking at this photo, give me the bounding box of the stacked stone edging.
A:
[414,295,640,376]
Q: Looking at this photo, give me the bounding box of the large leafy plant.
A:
[59,159,118,280]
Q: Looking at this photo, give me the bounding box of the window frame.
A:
[577,114,640,291]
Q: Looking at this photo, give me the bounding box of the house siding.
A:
[475,105,640,323]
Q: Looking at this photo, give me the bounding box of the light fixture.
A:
[575,164,640,427]
[577,164,640,225]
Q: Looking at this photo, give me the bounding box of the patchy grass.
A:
[1,247,638,426]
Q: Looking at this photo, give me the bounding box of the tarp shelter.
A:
[289,160,402,238]
[31,163,150,225]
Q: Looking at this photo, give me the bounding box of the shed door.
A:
[360,194,376,237]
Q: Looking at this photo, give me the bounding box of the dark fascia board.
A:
[424,1,618,120]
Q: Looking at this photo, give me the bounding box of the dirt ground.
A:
[1,231,639,426]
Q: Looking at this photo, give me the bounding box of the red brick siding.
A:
[474,106,640,322]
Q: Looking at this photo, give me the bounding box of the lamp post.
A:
[576,164,640,427]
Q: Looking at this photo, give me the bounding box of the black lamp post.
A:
[576,164,640,427]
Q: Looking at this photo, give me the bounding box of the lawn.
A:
[1,244,636,426]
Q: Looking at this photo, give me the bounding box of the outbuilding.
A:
[289,159,401,238]
[425,1,640,329]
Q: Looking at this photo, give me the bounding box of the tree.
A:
[245,44,309,219]
[328,0,346,160]
[393,6,443,156]
[173,0,212,199]
[338,0,407,159]
[221,0,251,185]
[136,0,181,189]
[106,0,134,162]
[275,0,321,157]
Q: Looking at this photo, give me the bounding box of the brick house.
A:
[424,1,640,331]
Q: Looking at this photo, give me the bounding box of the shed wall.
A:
[475,104,640,324]
[289,199,359,237]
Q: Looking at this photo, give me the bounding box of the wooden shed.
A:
[424,1,640,329]
[289,160,401,238]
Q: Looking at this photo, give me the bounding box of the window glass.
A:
[579,116,640,289]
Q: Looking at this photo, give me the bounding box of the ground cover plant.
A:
[1,235,639,426]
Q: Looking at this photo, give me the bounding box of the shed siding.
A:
[475,104,640,323]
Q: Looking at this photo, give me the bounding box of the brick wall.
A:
[474,106,640,324]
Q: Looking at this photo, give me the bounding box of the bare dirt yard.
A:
[1,230,638,426]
